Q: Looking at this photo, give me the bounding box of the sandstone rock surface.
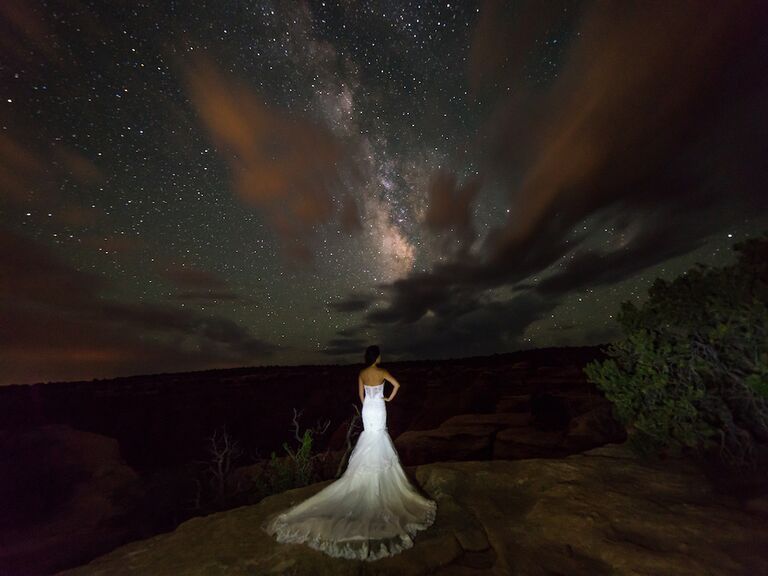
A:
[57,443,768,576]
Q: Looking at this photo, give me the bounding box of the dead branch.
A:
[336,404,362,478]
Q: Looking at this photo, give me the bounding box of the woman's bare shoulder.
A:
[360,365,388,385]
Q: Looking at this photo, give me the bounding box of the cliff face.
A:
[0,346,610,470]
[56,443,768,576]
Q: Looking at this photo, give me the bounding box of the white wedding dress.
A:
[263,382,437,561]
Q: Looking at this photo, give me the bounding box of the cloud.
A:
[169,290,242,303]
[53,146,104,185]
[423,169,482,254]
[0,0,56,63]
[324,291,555,360]
[0,228,105,309]
[518,208,713,297]
[184,57,344,262]
[0,0,108,66]
[328,293,374,313]
[323,336,368,357]
[57,205,103,227]
[468,0,572,97]
[159,264,257,304]
[339,194,363,233]
[0,228,278,385]
[326,0,768,359]
[0,133,50,205]
[80,234,147,259]
[476,0,768,297]
[0,132,107,232]
[162,265,228,290]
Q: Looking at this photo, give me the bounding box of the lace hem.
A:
[265,500,437,562]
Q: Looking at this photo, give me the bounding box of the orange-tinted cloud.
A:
[0,0,109,69]
[0,0,56,63]
[57,205,103,227]
[54,146,104,185]
[184,57,342,262]
[0,133,48,204]
[339,194,363,233]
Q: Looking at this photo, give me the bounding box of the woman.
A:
[263,345,437,561]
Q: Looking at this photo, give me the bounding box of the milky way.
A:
[1,1,767,385]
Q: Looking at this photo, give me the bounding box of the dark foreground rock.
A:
[57,443,768,576]
[0,425,144,576]
[394,386,625,465]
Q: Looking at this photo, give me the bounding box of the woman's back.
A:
[360,365,388,387]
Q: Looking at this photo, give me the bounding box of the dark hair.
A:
[364,345,380,367]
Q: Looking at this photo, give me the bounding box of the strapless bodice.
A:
[364,383,385,400]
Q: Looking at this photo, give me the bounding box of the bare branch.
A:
[291,408,304,443]
[336,404,362,478]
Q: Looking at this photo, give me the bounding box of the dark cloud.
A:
[326,0,768,359]
[159,265,255,304]
[100,301,277,357]
[322,336,367,357]
[0,133,104,209]
[373,291,556,359]
[80,234,147,260]
[170,291,242,303]
[328,293,374,313]
[337,326,364,338]
[423,169,481,254]
[0,227,104,309]
[0,131,108,235]
[162,265,228,290]
[520,209,713,298]
[365,218,576,326]
[0,228,278,385]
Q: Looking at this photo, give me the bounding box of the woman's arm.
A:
[358,373,365,404]
[383,370,401,401]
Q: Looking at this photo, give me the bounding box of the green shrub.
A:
[264,429,318,489]
[284,429,318,484]
[261,409,330,493]
[585,232,768,467]
[266,450,295,493]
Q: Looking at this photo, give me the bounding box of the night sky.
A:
[1,1,767,385]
